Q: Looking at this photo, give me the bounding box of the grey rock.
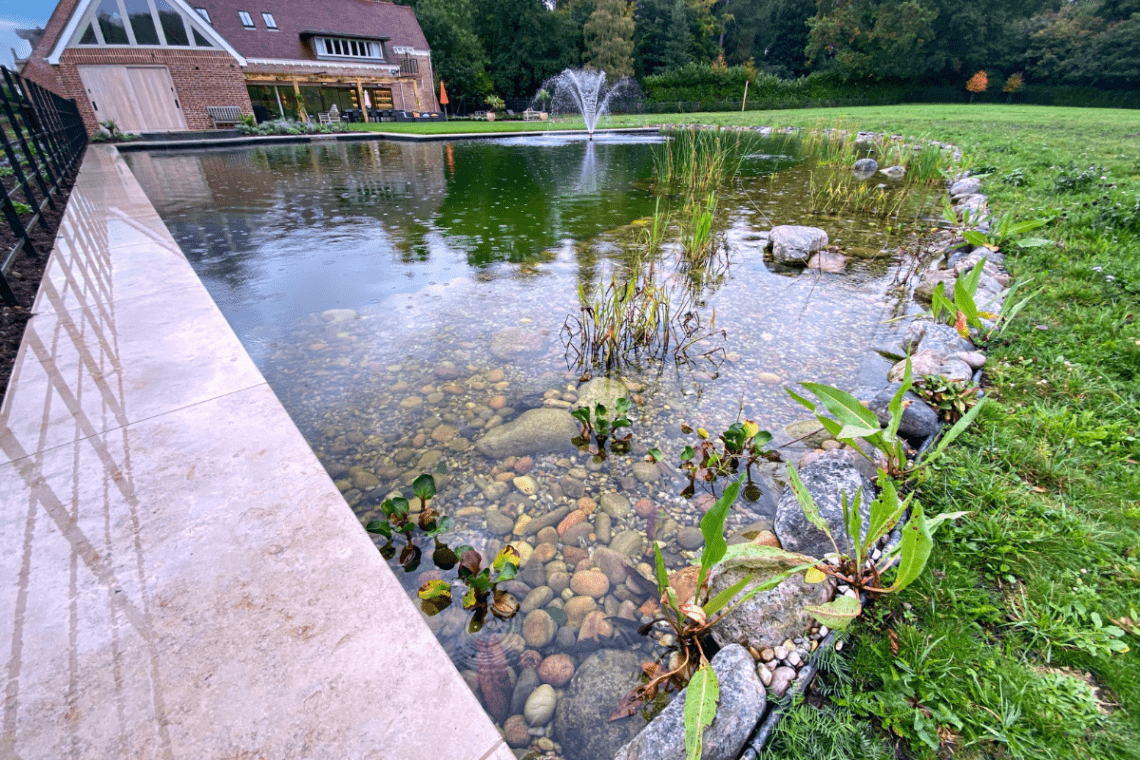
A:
[523,505,572,536]
[595,512,612,544]
[853,158,878,178]
[485,510,515,536]
[511,667,541,716]
[774,453,875,558]
[867,385,941,440]
[575,377,630,412]
[709,559,834,652]
[949,177,982,199]
[631,462,661,484]
[902,321,975,357]
[555,650,648,760]
[889,349,943,381]
[677,527,705,551]
[768,225,829,265]
[476,408,579,458]
[559,475,586,499]
[610,530,646,560]
[956,194,989,219]
[879,165,906,180]
[519,554,547,588]
[613,645,766,760]
[599,492,631,519]
[784,419,834,448]
[490,326,548,361]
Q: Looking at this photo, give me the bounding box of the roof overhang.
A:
[299,31,391,42]
[47,0,247,66]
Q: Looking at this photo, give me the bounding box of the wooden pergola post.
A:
[356,78,369,123]
[293,79,308,122]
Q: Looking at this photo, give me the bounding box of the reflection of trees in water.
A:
[126,141,448,287]
[432,140,656,266]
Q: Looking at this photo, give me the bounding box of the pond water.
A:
[126,134,925,759]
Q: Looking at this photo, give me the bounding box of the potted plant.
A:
[535,89,550,121]
[485,94,504,121]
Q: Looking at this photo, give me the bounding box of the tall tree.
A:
[584,0,636,78]
[402,0,493,104]
[719,0,815,76]
[472,0,580,97]
[806,0,937,81]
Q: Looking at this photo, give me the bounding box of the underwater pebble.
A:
[524,683,557,726]
[538,655,574,687]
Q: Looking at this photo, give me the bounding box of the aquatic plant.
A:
[612,477,787,723]
[571,396,632,457]
[418,545,522,632]
[654,128,745,198]
[789,358,989,478]
[679,191,719,264]
[364,474,452,572]
[561,258,723,370]
[781,466,966,627]
[675,418,781,499]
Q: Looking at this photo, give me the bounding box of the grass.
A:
[360,104,1140,757]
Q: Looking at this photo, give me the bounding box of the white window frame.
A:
[261,12,277,29]
[238,10,255,28]
[315,36,384,61]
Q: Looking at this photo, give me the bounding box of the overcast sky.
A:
[2,1,52,70]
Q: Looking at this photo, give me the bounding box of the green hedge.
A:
[642,63,1140,112]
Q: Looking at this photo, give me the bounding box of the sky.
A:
[1,0,53,70]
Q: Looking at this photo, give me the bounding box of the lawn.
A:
[335,105,1140,756]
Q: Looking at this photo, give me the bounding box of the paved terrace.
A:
[0,144,513,760]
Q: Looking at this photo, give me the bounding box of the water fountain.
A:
[539,68,640,138]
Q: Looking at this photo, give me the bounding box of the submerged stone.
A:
[768,225,829,265]
[555,650,647,760]
[613,645,766,760]
[475,408,579,458]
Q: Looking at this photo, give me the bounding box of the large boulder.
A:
[708,560,834,653]
[768,225,829,265]
[613,645,766,760]
[475,408,579,458]
[555,650,648,760]
[774,453,876,558]
[867,384,941,441]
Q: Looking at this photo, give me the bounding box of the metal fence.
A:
[1,67,87,305]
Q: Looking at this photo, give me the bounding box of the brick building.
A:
[21,0,437,134]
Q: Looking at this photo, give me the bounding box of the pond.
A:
[125,133,934,759]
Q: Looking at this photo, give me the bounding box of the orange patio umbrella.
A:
[439,80,449,120]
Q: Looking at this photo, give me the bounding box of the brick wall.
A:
[57,48,252,134]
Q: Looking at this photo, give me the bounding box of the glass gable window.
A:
[261,12,277,29]
[238,11,254,28]
[156,0,189,45]
[96,0,129,44]
[195,7,211,23]
[75,0,215,48]
[124,0,159,44]
[316,37,383,60]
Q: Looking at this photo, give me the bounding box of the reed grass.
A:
[561,256,721,370]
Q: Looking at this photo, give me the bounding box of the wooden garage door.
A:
[78,65,188,133]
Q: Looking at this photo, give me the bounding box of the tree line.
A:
[398,0,1140,106]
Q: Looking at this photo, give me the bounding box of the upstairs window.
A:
[194,6,210,23]
[238,11,254,28]
[261,12,277,29]
[399,57,418,74]
[316,36,383,60]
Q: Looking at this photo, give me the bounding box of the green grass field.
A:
[361,105,1140,757]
